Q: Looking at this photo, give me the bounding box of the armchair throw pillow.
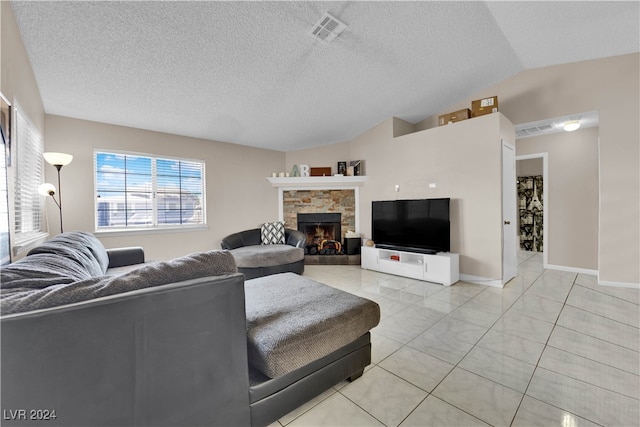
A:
[261,221,285,245]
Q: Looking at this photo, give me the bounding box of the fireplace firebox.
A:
[297,213,342,255]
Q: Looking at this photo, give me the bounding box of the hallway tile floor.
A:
[271,252,639,426]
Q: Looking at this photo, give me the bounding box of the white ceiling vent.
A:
[516,123,558,138]
[515,111,599,139]
[309,13,347,43]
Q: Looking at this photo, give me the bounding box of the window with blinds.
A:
[14,104,45,244]
[95,151,205,230]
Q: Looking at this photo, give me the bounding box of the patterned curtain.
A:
[518,176,543,252]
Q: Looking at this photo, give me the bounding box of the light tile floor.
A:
[271,251,640,427]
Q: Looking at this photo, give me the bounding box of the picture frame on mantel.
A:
[337,161,347,175]
[349,160,363,176]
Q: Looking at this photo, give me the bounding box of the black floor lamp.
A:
[38,152,73,233]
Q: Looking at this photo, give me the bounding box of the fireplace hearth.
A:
[297,213,342,255]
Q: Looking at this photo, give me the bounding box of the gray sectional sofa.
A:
[0,232,380,427]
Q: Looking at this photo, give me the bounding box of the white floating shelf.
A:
[266,176,367,188]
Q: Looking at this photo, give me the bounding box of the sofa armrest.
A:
[221,229,262,249]
[285,228,306,248]
[107,246,145,268]
[1,273,251,427]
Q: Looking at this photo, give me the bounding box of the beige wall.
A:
[289,114,513,282]
[4,0,285,261]
[517,158,543,177]
[1,2,46,258]
[0,2,44,128]
[44,115,284,260]
[3,0,638,284]
[289,54,639,286]
[285,140,351,176]
[517,128,599,271]
[416,53,638,285]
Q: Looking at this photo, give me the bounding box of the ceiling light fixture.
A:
[563,120,581,132]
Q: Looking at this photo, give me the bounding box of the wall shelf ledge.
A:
[267,176,367,188]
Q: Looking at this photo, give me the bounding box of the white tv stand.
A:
[361,246,459,286]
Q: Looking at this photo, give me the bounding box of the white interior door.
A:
[502,141,517,284]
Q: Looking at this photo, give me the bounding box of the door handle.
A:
[504,220,511,225]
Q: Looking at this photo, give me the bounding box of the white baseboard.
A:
[597,279,640,289]
[459,274,504,288]
[461,266,638,289]
[545,264,598,276]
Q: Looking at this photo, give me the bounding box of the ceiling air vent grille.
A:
[515,111,599,140]
[310,13,347,43]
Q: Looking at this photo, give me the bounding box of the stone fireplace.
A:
[283,189,355,242]
[267,175,367,264]
[297,213,342,255]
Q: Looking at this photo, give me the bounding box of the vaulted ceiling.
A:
[10,1,640,151]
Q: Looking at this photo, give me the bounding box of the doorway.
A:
[502,141,517,284]
[516,153,548,268]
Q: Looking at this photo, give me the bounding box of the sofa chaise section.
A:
[244,273,379,426]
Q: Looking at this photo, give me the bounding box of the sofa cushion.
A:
[0,253,94,290]
[28,231,109,276]
[0,250,237,315]
[244,273,380,378]
[230,245,303,268]
[260,221,285,245]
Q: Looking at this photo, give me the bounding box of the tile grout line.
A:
[386,265,547,426]
[298,259,632,427]
[506,272,607,427]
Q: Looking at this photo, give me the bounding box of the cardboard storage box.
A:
[439,108,471,126]
[471,96,499,117]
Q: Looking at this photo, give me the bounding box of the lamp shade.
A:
[43,152,73,166]
[38,183,56,196]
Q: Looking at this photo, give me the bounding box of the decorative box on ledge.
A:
[267,176,368,188]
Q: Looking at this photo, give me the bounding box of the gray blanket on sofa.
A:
[1,250,237,315]
[244,273,380,378]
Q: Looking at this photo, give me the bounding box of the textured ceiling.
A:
[10,1,640,152]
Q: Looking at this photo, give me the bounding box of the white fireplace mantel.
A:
[266,176,367,188]
[267,176,367,234]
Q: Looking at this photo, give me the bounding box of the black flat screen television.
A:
[372,198,450,254]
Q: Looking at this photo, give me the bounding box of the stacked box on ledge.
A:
[471,96,499,117]
[438,108,471,126]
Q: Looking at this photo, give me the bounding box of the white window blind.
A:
[95,151,205,230]
[14,105,45,242]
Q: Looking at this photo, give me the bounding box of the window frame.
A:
[94,149,207,234]
[13,102,47,253]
